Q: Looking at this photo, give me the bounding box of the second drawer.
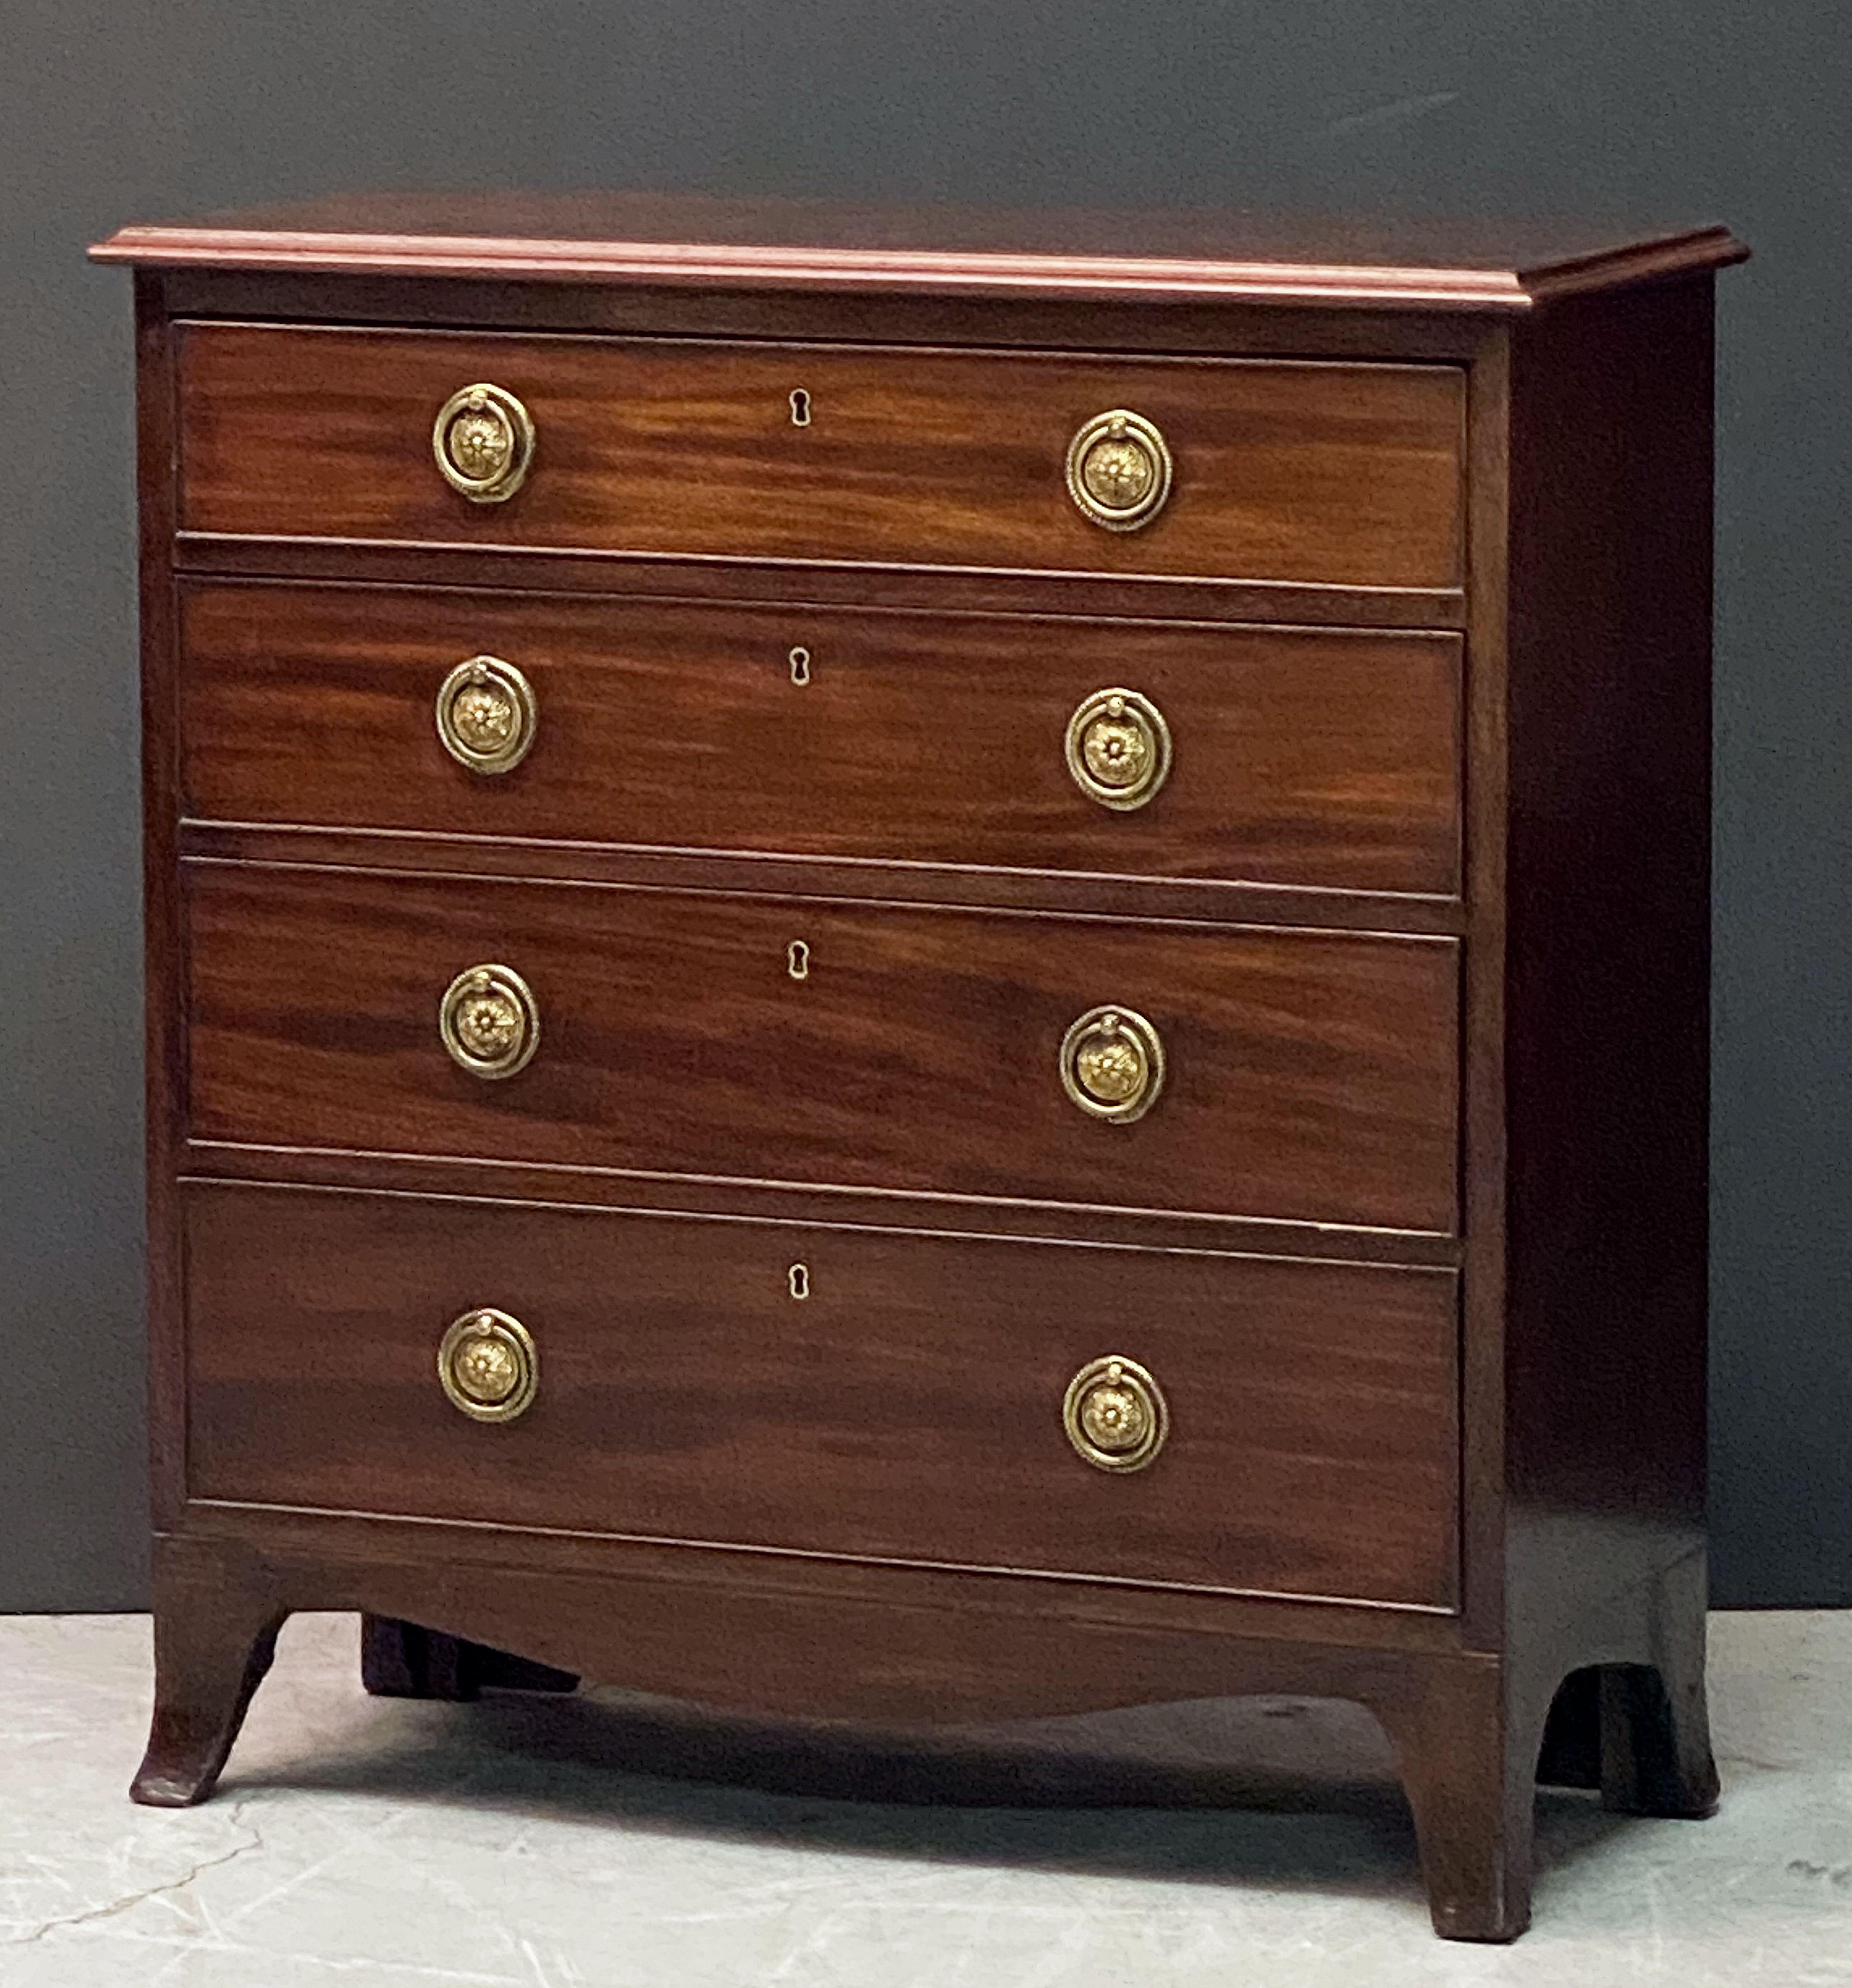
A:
[179,582,1463,897]
[185,863,1460,1232]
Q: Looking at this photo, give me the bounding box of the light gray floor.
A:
[1,1609,1848,1985]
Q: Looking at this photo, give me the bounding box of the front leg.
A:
[132,1536,287,1807]
[1376,1658,1540,1942]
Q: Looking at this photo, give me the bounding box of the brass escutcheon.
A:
[433,382,536,503]
[435,655,538,774]
[1059,1004,1165,1124]
[1063,1354,1168,1472]
[439,963,540,1080]
[437,1307,538,1423]
[1064,687,1172,810]
[1064,409,1172,531]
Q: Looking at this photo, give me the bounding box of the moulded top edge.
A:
[87,194,1749,313]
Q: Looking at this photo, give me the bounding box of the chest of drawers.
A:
[91,195,1746,1941]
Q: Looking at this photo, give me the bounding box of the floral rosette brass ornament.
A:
[437,1308,538,1423]
[1063,1354,1169,1471]
[439,963,540,1079]
[432,382,536,503]
[1059,1004,1166,1123]
[435,655,538,774]
[1064,409,1172,530]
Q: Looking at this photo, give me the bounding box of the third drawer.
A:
[185,862,1460,1232]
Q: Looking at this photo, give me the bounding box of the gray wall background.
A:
[3,1,1846,1610]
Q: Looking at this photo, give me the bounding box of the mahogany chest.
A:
[91,195,1746,1940]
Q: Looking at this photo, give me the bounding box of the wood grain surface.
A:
[103,204,1742,1943]
[182,861,1461,1232]
[178,580,1463,896]
[175,323,1466,589]
[182,1181,1460,1608]
[1501,280,1715,1568]
[91,190,1749,310]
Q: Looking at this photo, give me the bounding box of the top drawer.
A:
[174,325,1466,590]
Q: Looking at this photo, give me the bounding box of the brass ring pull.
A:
[433,382,536,504]
[435,655,537,774]
[438,1308,538,1423]
[439,963,540,1080]
[1065,409,1172,531]
[1065,688,1171,810]
[1063,1354,1168,1472]
[1060,1005,1165,1123]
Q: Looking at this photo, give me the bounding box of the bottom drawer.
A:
[183,1183,1460,1610]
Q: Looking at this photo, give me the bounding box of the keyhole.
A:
[787,939,810,980]
[789,645,811,686]
[789,388,812,427]
[788,1263,810,1301]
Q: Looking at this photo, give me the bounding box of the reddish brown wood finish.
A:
[94,202,1739,1943]
[173,531,1467,635]
[135,273,188,1534]
[183,1181,1460,1608]
[1499,280,1717,1622]
[178,581,1463,896]
[136,1523,1715,1938]
[91,189,1747,308]
[182,862,1461,1232]
[176,820,1465,939]
[175,324,1467,590]
[177,1147,1463,1267]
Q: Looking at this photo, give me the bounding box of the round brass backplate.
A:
[1063,1354,1168,1472]
[439,963,540,1080]
[437,1307,538,1424]
[436,655,538,774]
[432,382,536,504]
[1064,409,1172,531]
[1064,687,1172,810]
[1059,1004,1166,1124]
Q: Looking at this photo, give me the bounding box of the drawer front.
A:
[176,325,1466,590]
[185,864,1460,1232]
[183,1183,1460,1608]
[180,582,1463,897]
